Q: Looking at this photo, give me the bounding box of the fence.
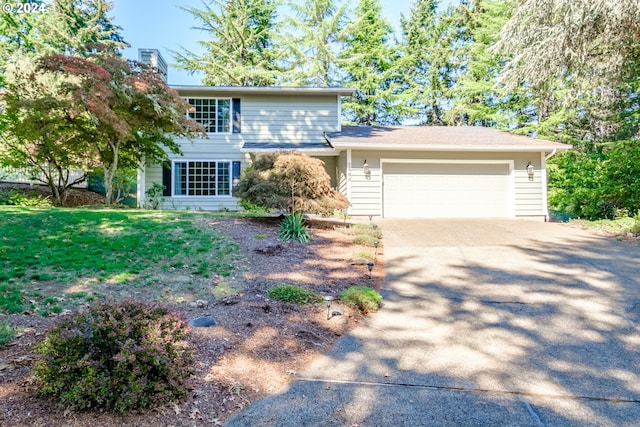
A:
[0,165,88,188]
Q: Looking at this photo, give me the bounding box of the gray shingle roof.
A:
[327,126,571,151]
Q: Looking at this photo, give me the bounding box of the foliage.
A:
[31,53,204,205]
[34,301,194,412]
[235,152,349,215]
[0,208,239,295]
[0,284,24,314]
[174,0,283,86]
[339,0,409,125]
[239,198,271,214]
[0,321,17,347]
[283,0,347,86]
[1,57,94,205]
[144,182,166,210]
[0,189,52,207]
[279,212,311,242]
[339,285,382,313]
[549,141,640,219]
[268,285,321,304]
[398,0,455,125]
[335,223,382,246]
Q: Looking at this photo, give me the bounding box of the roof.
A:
[172,85,354,97]
[241,141,333,152]
[327,126,572,152]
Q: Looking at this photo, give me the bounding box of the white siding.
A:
[241,95,340,145]
[139,92,342,211]
[344,150,547,219]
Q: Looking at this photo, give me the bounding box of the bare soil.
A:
[0,205,384,426]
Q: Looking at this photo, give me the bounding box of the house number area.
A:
[2,2,46,14]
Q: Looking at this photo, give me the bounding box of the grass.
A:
[268,284,322,304]
[0,207,241,313]
[568,216,640,235]
[335,223,383,247]
[0,321,18,346]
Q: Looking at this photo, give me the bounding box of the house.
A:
[137,85,571,220]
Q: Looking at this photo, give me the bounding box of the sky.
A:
[110,0,417,86]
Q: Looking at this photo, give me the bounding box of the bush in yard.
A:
[339,286,382,313]
[34,301,194,413]
[235,152,350,242]
[268,285,322,304]
[279,212,311,242]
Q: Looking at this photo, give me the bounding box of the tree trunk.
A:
[103,142,119,206]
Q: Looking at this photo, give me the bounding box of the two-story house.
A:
[136,54,570,220]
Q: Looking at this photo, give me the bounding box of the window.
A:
[173,161,241,196]
[186,98,231,133]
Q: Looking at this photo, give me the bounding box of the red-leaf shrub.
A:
[34,301,194,412]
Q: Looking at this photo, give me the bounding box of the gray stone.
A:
[188,316,217,328]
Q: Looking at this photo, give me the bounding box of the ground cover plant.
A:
[268,284,322,304]
[339,285,383,313]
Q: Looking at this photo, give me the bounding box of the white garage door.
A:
[382,162,511,218]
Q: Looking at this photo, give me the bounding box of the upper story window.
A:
[186,98,231,133]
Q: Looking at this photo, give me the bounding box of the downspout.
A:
[545,148,557,161]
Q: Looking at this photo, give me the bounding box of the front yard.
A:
[0,207,384,426]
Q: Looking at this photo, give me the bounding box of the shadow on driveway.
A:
[226,219,640,426]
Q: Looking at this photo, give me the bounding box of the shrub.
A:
[279,212,311,242]
[0,321,17,346]
[0,189,52,207]
[268,285,321,304]
[34,301,194,413]
[339,286,382,313]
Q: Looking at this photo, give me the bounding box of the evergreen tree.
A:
[445,0,516,127]
[398,0,456,125]
[174,0,283,86]
[339,0,407,125]
[283,0,348,86]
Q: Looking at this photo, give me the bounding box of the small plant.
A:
[268,284,321,304]
[352,250,375,260]
[0,189,52,207]
[0,321,17,346]
[0,284,24,314]
[34,301,194,413]
[144,182,165,209]
[279,212,311,242]
[339,286,382,313]
[254,234,266,240]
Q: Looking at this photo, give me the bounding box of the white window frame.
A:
[185,97,232,134]
[172,160,235,197]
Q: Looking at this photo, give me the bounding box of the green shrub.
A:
[34,301,194,413]
[0,284,24,314]
[279,212,311,242]
[239,198,271,214]
[339,286,382,313]
[0,321,17,346]
[0,189,52,207]
[268,285,321,304]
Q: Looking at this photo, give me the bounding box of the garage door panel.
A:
[383,163,510,218]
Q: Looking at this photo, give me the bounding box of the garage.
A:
[382,161,512,218]
[327,126,572,221]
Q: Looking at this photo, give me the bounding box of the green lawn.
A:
[0,207,241,314]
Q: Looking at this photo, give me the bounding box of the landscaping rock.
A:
[188,317,217,328]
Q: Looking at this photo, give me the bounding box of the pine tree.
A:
[398,0,456,125]
[174,0,283,86]
[339,0,407,125]
[445,0,516,127]
[283,0,348,86]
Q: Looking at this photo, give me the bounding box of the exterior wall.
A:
[242,95,340,145]
[139,92,342,211]
[344,150,547,219]
[337,151,348,196]
[311,155,338,188]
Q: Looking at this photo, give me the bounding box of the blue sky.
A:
[111,0,418,86]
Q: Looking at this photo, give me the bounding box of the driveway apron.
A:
[226,219,640,426]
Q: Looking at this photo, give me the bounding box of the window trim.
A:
[185,97,233,135]
[172,159,239,198]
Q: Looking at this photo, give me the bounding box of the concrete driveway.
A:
[227,219,640,426]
